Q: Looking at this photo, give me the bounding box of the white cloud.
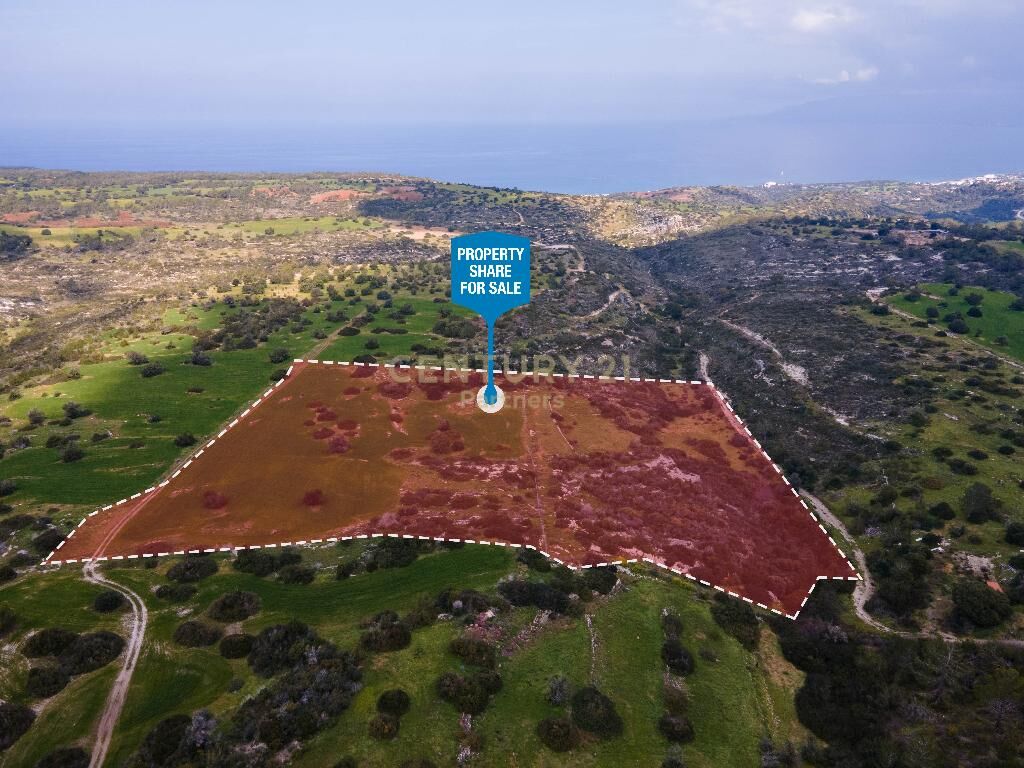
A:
[814,65,879,84]
[791,5,857,32]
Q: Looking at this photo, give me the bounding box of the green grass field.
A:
[887,282,1024,362]
[0,546,803,767]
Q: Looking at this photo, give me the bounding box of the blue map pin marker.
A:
[450,231,531,410]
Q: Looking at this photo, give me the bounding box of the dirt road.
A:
[84,560,147,768]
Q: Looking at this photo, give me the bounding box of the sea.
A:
[2,114,1021,194]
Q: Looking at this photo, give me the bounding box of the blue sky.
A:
[2,0,1021,125]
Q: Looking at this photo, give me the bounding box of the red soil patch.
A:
[309,189,365,203]
[1,211,40,224]
[55,364,855,615]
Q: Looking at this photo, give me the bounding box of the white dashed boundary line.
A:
[41,359,860,620]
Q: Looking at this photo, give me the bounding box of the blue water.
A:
[2,113,1021,194]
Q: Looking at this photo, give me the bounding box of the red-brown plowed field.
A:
[56,363,854,615]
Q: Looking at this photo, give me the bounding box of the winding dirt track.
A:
[83,560,147,768]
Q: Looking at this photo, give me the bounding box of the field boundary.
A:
[40,359,860,620]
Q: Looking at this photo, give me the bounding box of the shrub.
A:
[661,636,695,676]
[248,621,319,677]
[277,563,315,585]
[360,612,411,652]
[173,620,223,647]
[154,583,197,602]
[436,671,492,715]
[207,590,261,622]
[0,479,16,497]
[166,554,217,582]
[449,636,497,669]
[190,350,212,366]
[709,593,760,650]
[548,674,570,705]
[60,632,126,674]
[1005,521,1024,546]
[658,713,695,743]
[34,746,90,768]
[952,579,1012,627]
[368,538,427,569]
[377,688,411,717]
[0,702,35,751]
[173,433,197,448]
[268,348,291,364]
[663,682,689,715]
[60,445,85,463]
[963,482,999,523]
[131,715,192,767]
[583,565,618,595]
[126,351,149,365]
[219,633,255,659]
[23,628,79,658]
[498,578,570,614]
[233,549,279,576]
[61,402,91,419]
[0,606,16,637]
[140,362,165,378]
[368,712,399,740]
[0,565,16,583]
[93,590,126,613]
[570,686,623,737]
[537,715,580,752]
[26,664,70,698]
[516,547,551,572]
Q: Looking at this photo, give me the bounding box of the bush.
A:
[0,479,16,497]
[1005,521,1024,546]
[173,433,197,448]
[154,583,197,602]
[23,628,79,658]
[277,563,315,585]
[377,688,411,717]
[583,565,618,595]
[661,636,695,676]
[0,606,16,637]
[207,590,261,621]
[269,348,291,364]
[219,633,255,659]
[0,565,16,583]
[436,671,494,715]
[360,612,411,652]
[248,621,319,677]
[517,547,551,572]
[548,674,570,705]
[449,636,497,669]
[173,620,223,647]
[60,445,85,463]
[34,746,90,768]
[26,664,70,698]
[952,579,1012,627]
[709,593,760,650]
[233,549,280,576]
[537,715,580,752]
[498,578,570,614]
[140,362,165,378]
[60,631,125,674]
[368,713,399,740]
[658,713,695,743]
[570,686,623,737]
[126,351,149,365]
[93,590,126,613]
[31,528,63,561]
[0,702,35,751]
[166,554,217,582]
[132,715,192,767]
